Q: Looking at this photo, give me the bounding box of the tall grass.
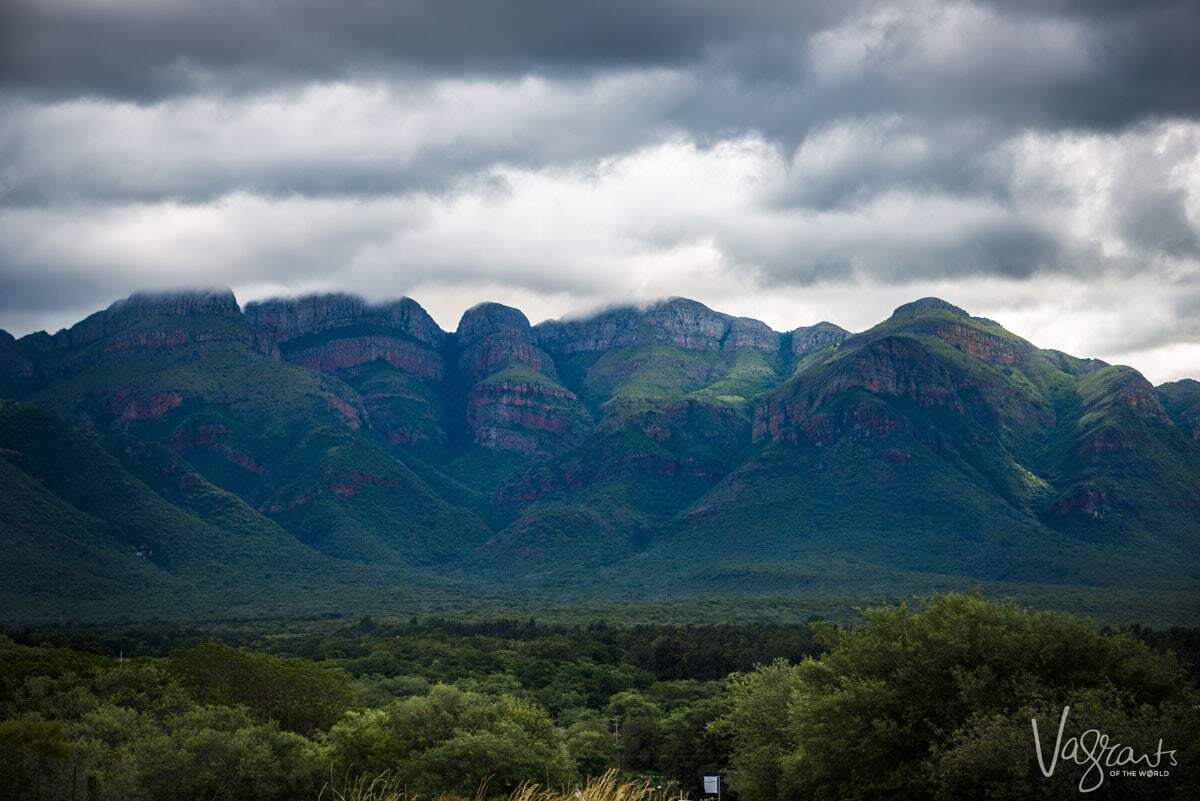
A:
[319,771,678,801]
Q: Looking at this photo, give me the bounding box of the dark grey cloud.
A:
[0,0,1197,381]
[1,0,1197,210]
[1120,188,1200,259]
[0,1,842,99]
[3,0,1197,137]
[0,74,682,205]
[0,265,123,312]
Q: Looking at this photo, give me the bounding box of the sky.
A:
[1,1,1198,382]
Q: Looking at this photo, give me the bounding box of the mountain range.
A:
[2,290,1197,625]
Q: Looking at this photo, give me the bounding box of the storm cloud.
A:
[1,0,1198,381]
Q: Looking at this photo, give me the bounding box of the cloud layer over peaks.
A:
[1,0,1198,382]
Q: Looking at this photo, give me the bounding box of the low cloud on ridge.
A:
[1,0,1198,382]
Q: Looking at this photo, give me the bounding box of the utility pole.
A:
[611,715,622,770]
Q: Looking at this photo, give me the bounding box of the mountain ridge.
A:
[1,289,1197,625]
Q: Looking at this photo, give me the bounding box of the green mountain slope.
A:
[0,447,172,619]
[1,291,1196,624]
[618,299,1198,603]
[11,292,492,566]
[0,400,340,622]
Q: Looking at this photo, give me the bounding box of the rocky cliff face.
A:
[283,335,444,380]
[9,290,276,383]
[886,298,1035,366]
[534,298,779,355]
[244,294,445,379]
[455,303,589,456]
[1073,366,1170,459]
[244,293,444,349]
[244,294,449,447]
[788,321,850,359]
[456,303,558,382]
[751,297,1055,445]
[457,304,590,456]
[754,335,981,443]
[753,304,1055,446]
[926,319,1034,366]
[60,289,246,348]
[467,377,590,455]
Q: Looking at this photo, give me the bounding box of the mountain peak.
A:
[456,303,532,345]
[892,297,970,318]
[113,287,240,316]
[800,321,849,334]
[788,321,851,359]
[243,293,443,346]
[53,287,243,348]
[534,296,781,355]
[652,296,714,313]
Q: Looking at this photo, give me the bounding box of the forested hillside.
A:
[2,291,1198,624]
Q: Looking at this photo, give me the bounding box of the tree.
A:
[605,690,662,771]
[657,695,731,799]
[565,715,619,779]
[719,594,1200,801]
[712,660,796,801]
[327,684,574,797]
[75,703,324,801]
[169,640,353,735]
[0,718,74,801]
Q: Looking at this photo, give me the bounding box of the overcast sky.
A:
[1,1,1198,382]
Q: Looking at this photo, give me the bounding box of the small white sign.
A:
[703,776,720,795]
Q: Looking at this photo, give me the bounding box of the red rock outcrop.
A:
[456,303,590,455]
[888,297,1036,366]
[112,391,184,426]
[245,294,449,447]
[1053,488,1113,518]
[927,320,1033,366]
[467,376,589,456]
[170,422,266,475]
[330,470,406,497]
[57,289,245,349]
[457,303,558,380]
[286,336,443,379]
[244,294,446,380]
[753,335,1050,444]
[754,337,968,442]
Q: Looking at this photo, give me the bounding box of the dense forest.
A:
[2,595,1197,801]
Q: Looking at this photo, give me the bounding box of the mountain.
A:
[0,399,414,622]
[1,290,1197,625]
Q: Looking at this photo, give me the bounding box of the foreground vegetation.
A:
[2,595,1196,800]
